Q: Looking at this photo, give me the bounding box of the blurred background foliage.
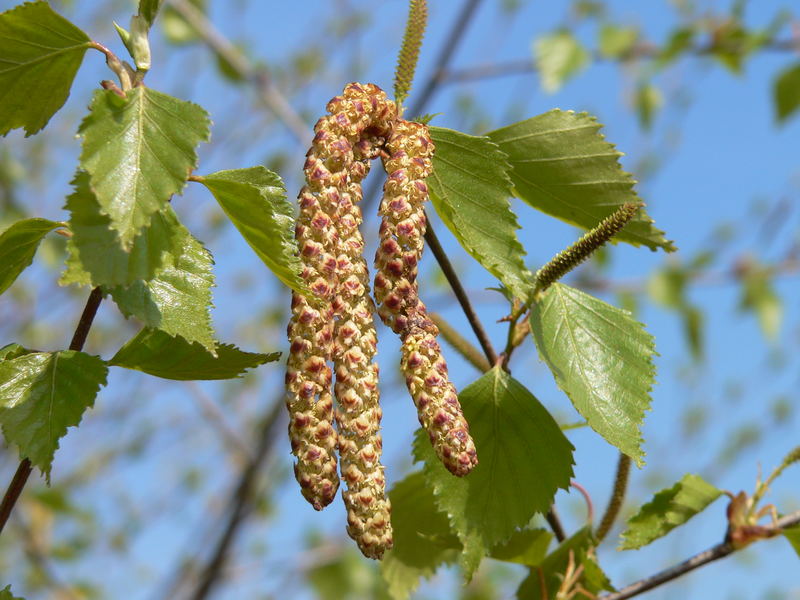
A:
[0,0,798,599]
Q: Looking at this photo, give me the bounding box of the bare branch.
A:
[0,287,103,536]
[600,510,800,600]
[166,0,312,146]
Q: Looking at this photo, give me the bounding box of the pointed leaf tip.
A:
[530,283,656,465]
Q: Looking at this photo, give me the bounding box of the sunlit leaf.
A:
[0,1,91,136]
[428,127,531,301]
[0,344,30,361]
[108,230,216,352]
[533,31,590,93]
[109,328,278,380]
[0,217,60,294]
[620,473,722,550]
[78,88,210,248]
[529,283,656,465]
[197,167,307,294]
[414,367,574,577]
[61,171,188,287]
[0,351,107,481]
[380,471,460,600]
[487,110,675,252]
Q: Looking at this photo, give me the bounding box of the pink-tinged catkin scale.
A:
[328,83,396,559]
[286,93,368,511]
[375,120,478,477]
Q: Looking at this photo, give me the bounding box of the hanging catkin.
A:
[285,112,351,510]
[374,120,478,477]
[327,83,396,558]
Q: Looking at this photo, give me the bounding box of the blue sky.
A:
[1,1,799,599]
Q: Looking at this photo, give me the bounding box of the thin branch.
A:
[599,510,800,600]
[188,396,284,600]
[429,312,492,373]
[166,0,312,146]
[546,506,567,543]
[596,453,632,543]
[442,38,800,84]
[0,287,102,536]
[407,0,484,117]
[185,381,253,463]
[423,214,497,366]
[15,514,81,600]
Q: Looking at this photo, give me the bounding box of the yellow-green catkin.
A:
[374,120,478,477]
[326,83,397,558]
[285,109,351,511]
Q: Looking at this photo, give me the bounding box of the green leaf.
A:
[487,109,675,252]
[0,217,60,294]
[138,0,164,26]
[739,259,782,341]
[635,82,662,130]
[0,1,91,136]
[109,328,278,380]
[0,585,24,600]
[108,230,216,352]
[0,351,107,480]
[0,343,30,361]
[529,283,656,465]
[414,367,574,576]
[78,88,210,248]
[783,526,800,558]
[61,171,188,288]
[489,528,552,566]
[197,167,307,295]
[517,527,597,600]
[427,127,531,301]
[598,24,638,59]
[309,549,391,600]
[655,27,695,69]
[533,31,590,93]
[620,473,722,550]
[775,62,800,123]
[381,471,460,600]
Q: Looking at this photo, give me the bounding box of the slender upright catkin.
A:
[327,83,397,557]
[374,120,478,477]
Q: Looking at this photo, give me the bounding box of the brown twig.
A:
[441,38,800,84]
[407,0,484,117]
[188,396,284,600]
[546,506,567,543]
[596,453,632,543]
[0,287,103,536]
[599,510,800,600]
[429,312,492,373]
[423,215,498,366]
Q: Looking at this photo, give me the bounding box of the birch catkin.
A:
[285,116,351,510]
[374,120,478,477]
[327,83,397,558]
